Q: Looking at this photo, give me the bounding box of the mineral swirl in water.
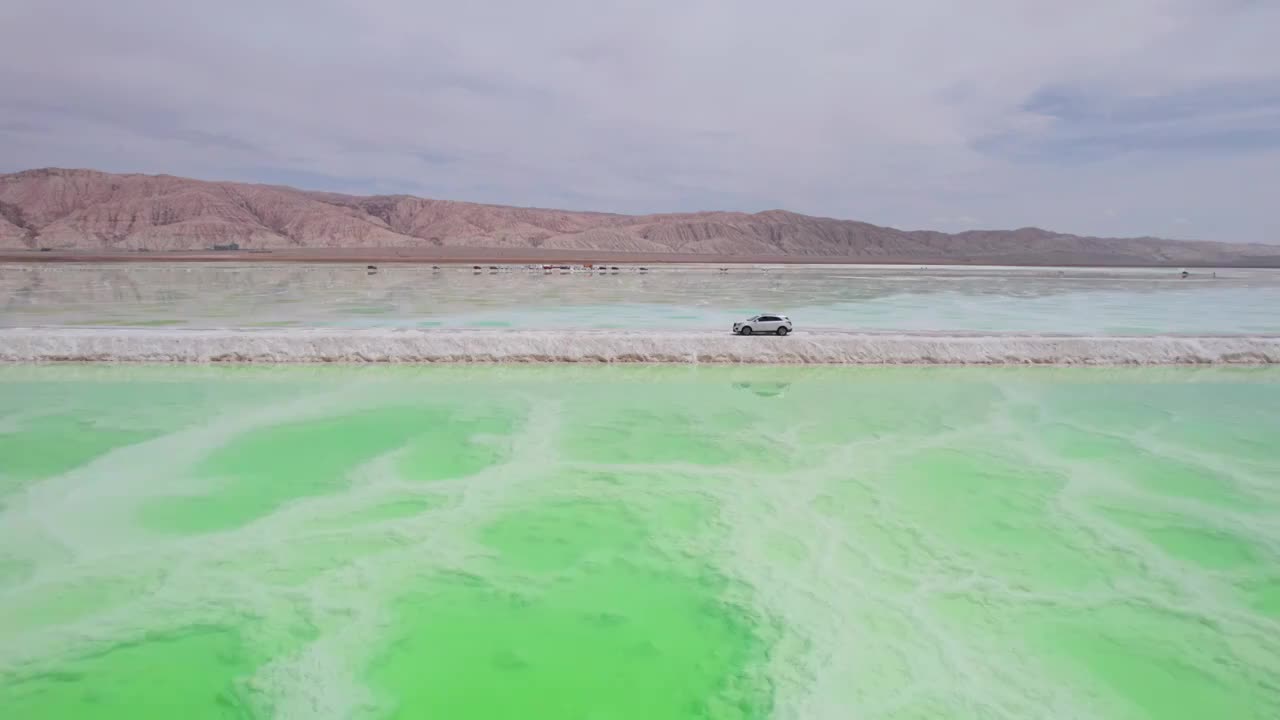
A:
[1,365,1278,719]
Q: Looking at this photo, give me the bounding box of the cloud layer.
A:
[2,0,1277,242]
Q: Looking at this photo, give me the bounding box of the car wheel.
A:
[776,326,789,336]
[739,326,752,335]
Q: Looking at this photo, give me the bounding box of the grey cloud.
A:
[979,81,1280,159]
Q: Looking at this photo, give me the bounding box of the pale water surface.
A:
[4,263,1279,334]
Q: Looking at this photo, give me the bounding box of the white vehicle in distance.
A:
[733,314,793,336]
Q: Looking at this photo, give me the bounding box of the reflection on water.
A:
[2,262,1279,334]
[734,382,790,398]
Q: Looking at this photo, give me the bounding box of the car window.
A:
[760,316,779,322]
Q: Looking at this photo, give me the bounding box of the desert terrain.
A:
[3,168,1278,267]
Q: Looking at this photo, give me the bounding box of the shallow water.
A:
[2,365,1278,719]
[4,263,1280,334]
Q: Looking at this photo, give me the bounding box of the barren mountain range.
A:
[2,168,1277,265]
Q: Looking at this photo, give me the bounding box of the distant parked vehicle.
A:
[733,314,792,336]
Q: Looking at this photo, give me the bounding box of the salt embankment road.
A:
[2,328,1279,365]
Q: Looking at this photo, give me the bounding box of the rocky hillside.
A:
[2,168,1277,265]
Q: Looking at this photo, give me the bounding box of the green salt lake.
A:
[1,365,1278,719]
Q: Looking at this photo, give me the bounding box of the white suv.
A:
[733,314,793,336]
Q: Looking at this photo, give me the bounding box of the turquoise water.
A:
[4,263,1279,333]
[1,365,1278,719]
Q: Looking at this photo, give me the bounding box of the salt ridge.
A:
[3,328,1279,364]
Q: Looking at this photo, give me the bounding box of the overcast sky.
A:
[2,1,1278,242]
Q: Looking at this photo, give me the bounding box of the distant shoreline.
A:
[3,248,1279,268]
